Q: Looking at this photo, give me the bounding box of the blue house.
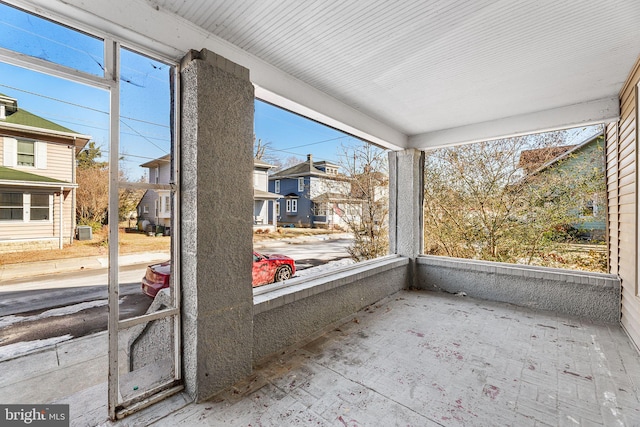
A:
[268,154,349,228]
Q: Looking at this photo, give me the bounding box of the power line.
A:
[120,119,169,155]
[0,83,170,128]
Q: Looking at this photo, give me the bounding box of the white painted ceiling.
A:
[19,0,640,149]
[148,0,640,148]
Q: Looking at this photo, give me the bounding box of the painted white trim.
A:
[35,141,47,169]
[0,180,76,188]
[2,137,17,167]
[409,97,620,149]
[0,119,92,142]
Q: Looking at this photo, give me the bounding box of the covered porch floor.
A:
[115,290,640,426]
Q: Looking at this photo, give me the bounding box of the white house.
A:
[0,93,90,252]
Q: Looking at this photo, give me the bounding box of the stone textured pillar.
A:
[181,49,254,401]
[389,149,424,285]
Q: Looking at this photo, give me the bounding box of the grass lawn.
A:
[1,226,342,266]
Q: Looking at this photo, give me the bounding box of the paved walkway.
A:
[98,291,640,426]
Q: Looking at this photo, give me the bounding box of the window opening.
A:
[16,139,34,166]
[0,192,22,220]
[253,99,389,290]
[0,3,180,421]
[422,126,606,273]
[29,193,50,220]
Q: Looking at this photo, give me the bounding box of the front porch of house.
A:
[2,1,640,425]
[48,287,639,426]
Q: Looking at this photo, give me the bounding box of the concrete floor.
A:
[112,290,640,426]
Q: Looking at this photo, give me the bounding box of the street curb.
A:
[0,252,169,282]
[0,233,351,283]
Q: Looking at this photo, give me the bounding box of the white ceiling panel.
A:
[18,0,640,148]
[147,0,640,146]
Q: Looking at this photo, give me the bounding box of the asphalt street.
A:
[0,236,353,347]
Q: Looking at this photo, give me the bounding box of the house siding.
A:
[0,138,78,249]
[1,139,74,182]
[0,187,73,243]
[608,55,640,349]
[39,142,73,181]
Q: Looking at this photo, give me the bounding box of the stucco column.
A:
[389,149,424,284]
[181,49,255,401]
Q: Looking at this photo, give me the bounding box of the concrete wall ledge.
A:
[254,255,409,315]
[416,255,620,323]
[252,255,409,361]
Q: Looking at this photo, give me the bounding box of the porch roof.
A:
[254,188,281,200]
[0,166,76,188]
[34,0,640,149]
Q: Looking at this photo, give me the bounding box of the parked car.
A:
[141,251,296,297]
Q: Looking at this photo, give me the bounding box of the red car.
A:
[141,251,296,297]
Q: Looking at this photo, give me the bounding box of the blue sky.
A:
[0,1,362,181]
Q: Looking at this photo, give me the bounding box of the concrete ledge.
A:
[0,238,59,254]
[252,255,409,361]
[416,255,620,323]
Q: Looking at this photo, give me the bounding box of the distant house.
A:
[0,93,90,252]
[268,154,351,228]
[253,159,280,232]
[137,154,171,231]
[137,156,280,232]
[519,132,606,239]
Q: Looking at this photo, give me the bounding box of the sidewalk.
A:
[0,233,351,283]
[0,331,108,404]
[0,252,170,282]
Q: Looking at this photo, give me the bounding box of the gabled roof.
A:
[0,166,75,188]
[140,154,171,168]
[524,131,604,176]
[518,145,577,174]
[3,108,76,134]
[0,93,91,153]
[270,161,327,179]
[270,155,347,180]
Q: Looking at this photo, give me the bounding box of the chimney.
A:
[307,154,313,168]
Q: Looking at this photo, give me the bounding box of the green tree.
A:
[76,141,107,169]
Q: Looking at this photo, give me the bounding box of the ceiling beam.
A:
[409,97,619,150]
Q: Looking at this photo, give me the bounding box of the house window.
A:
[3,138,46,168]
[298,177,304,192]
[286,198,298,213]
[30,193,50,220]
[275,180,280,193]
[143,205,149,214]
[164,196,170,212]
[17,140,35,166]
[0,192,23,220]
